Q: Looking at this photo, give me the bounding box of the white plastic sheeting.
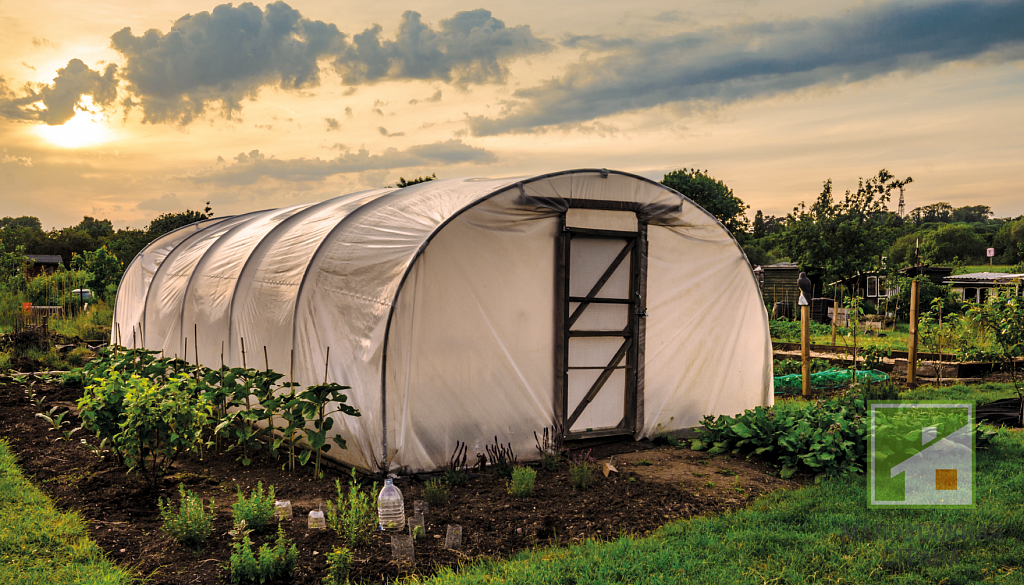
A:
[113,170,772,473]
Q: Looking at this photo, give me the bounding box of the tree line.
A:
[660,168,1024,284]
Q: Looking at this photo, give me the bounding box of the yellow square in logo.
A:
[936,469,957,490]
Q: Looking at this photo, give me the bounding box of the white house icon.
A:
[888,424,972,505]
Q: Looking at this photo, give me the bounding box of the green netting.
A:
[774,369,889,395]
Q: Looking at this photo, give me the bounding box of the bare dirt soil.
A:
[0,379,810,584]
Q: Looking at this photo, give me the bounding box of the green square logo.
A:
[868,402,975,508]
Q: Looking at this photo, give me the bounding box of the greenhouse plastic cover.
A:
[113,170,773,473]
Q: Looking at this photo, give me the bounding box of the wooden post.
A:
[830,284,838,347]
[908,279,920,385]
[801,303,811,397]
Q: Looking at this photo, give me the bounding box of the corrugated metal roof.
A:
[944,272,1024,284]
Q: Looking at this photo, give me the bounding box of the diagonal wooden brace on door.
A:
[566,238,635,329]
[565,337,632,429]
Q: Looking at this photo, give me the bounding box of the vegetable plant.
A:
[232,482,277,533]
[297,382,361,480]
[158,483,215,547]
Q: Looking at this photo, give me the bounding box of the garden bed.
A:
[0,379,805,584]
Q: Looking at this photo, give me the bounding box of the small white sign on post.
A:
[987,248,995,258]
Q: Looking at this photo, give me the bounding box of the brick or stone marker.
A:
[444,524,462,550]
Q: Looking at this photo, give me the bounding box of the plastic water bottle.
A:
[377,479,405,531]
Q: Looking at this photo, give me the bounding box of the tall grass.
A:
[0,439,132,585]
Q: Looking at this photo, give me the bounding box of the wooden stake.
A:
[241,337,247,369]
[937,303,943,387]
[831,284,838,347]
[264,346,269,373]
[801,303,811,397]
[323,347,330,385]
[908,279,920,385]
[194,324,199,382]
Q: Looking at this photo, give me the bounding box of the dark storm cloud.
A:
[192,139,496,185]
[0,59,118,125]
[467,0,1024,135]
[111,2,346,125]
[330,9,550,86]
[107,3,546,125]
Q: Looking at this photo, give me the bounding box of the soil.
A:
[0,379,808,584]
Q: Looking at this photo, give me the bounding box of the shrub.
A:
[232,482,276,533]
[324,547,352,585]
[423,478,447,508]
[568,450,597,490]
[229,524,297,585]
[158,483,215,546]
[325,468,377,548]
[507,465,536,497]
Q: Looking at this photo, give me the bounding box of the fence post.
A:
[908,279,920,385]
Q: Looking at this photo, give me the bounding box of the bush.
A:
[229,524,298,585]
[324,547,352,585]
[568,450,597,490]
[158,483,215,546]
[232,482,276,533]
[325,468,377,548]
[423,478,447,508]
[507,465,536,497]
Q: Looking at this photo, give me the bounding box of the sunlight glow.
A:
[35,96,115,148]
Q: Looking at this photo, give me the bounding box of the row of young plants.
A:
[158,473,372,585]
[71,346,361,486]
[690,382,997,479]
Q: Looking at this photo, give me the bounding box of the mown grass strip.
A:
[410,383,1023,585]
[0,439,132,585]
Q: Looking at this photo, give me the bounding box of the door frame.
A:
[555,205,648,441]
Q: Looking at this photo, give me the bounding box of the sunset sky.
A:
[2,0,1022,230]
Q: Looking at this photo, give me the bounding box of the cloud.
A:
[21,62,36,71]
[137,193,184,211]
[467,0,1024,135]
[32,38,60,49]
[378,126,405,137]
[0,59,118,125]
[331,9,550,87]
[325,117,341,131]
[409,88,442,105]
[1,149,33,167]
[111,2,346,125]
[194,139,496,185]
[104,3,545,125]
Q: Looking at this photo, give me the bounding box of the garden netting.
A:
[774,369,889,394]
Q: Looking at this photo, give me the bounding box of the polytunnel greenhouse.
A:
[112,169,774,473]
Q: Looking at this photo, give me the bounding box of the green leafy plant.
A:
[442,441,469,486]
[324,547,352,585]
[411,524,425,539]
[158,483,215,547]
[115,374,210,487]
[325,468,377,548]
[485,436,518,479]
[297,382,361,479]
[232,482,276,533]
[568,450,597,490]
[35,405,71,431]
[228,523,298,585]
[635,459,652,467]
[507,465,537,497]
[423,478,447,508]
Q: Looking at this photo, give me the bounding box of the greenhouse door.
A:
[558,211,646,440]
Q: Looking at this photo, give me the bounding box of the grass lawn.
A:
[955,265,1022,275]
[0,439,131,585]
[413,383,1023,585]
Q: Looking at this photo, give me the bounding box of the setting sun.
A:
[35,96,114,148]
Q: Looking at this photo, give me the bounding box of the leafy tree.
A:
[907,202,954,225]
[952,205,993,224]
[72,246,123,302]
[104,228,152,267]
[777,169,912,282]
[992,218,1024,264]
[0,216,43,231]
[147,202,213,238]
[75,216,115,241]
[887,231,927,266]
[752,210,766,239]
[661,168,749,233]
[395,173,436,188]
[921,224,985,264]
